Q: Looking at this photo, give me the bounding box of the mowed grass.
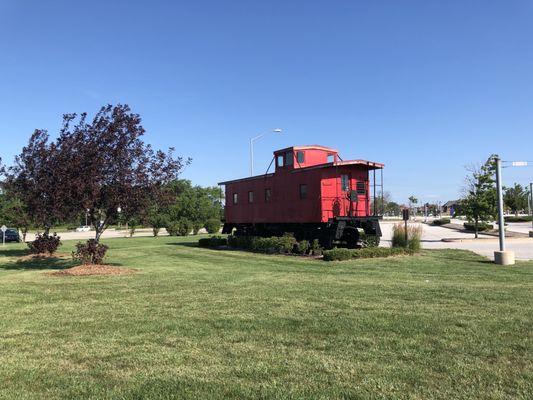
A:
[0,236,531,399]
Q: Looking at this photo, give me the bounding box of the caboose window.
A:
[296,151,305,163]
[248,191,254,203]
[233,193,238,204]
[277,155,284,167]
[299,184,307,199]
[265,188,271,202]
[341,174,350,191]
[356,181,366,194]
[285,152,293,166]
[327,154,335,163]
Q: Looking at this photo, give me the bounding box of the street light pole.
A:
[530,182,533,234]
[249,129,282,176]
[495,157,506,251]
[494,156,515,265]
[250,134,264,177]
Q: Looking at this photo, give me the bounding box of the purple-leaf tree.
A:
[57,104,190,242]
[7,104,189,243]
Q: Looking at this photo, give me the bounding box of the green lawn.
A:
[0,236,531,399]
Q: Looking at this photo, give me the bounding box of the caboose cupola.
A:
[274,145,339,171]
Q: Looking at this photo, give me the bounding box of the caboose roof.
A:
[218,159,384,185]
[274,145,338,154]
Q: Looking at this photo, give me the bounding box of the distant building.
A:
[442,200,460,215]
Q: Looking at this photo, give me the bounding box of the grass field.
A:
[0,236,531,399]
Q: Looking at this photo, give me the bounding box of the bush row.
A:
[199,234,323,255]
[166,218,221,236]
[504,216,532,223]
[198,236,228,248]
[463,222,493,232]
[432,218,451,226]
[323,247,413,261]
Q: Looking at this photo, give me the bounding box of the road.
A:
[380,221,533,261]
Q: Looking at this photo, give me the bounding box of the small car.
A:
[75,225,91,232]
[1,228,21,243]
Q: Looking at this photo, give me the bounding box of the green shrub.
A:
[504,216,532,223]
[176,218,193,236]
[252,234,297,254]
[391,223,422,251]
[198,236,227,248]
[227,235,255,250]
[296,240,310,255]
[360,232,380,247]
[165,222,179,236]
[323,248,353,261]
[433,218,451,226]
[192,221,203,235]
[227,234,297,254]
[463,222,493,232]
[310,239,323,256]
[323,247,412,261]
[204,219,221,234]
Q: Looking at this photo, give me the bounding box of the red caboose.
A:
[219,145,384,248]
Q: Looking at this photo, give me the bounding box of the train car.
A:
[218,145,384,248]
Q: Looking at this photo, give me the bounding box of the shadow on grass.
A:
[1,255,76,271]
[0,248,31,258]
[166,241,199,248]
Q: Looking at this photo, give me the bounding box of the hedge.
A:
[504,216,532,223]
[463,222,493,232]
[224,234,323,256]
[198,236,227,248]
[433,218,451,226]
[323,247,413,261]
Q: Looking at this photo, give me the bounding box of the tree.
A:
[385,201,401,216]
[0,193,32,242]
[5,130,69,233]
[503,183,529,216]
[408,196,418,216]
[7,104,190,243]
[461,155,497,238]
[163,180,222,234]
[371,191,392,215]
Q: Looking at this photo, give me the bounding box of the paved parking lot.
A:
[380,221,533,261]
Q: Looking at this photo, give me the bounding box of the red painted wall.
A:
[223,164,371,224]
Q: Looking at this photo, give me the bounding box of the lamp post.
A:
[530,182,533,236]
[494,157,515,265]
[249,128,282,176]
[117,206,122,229]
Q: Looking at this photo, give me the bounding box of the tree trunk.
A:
[474,219,479,239]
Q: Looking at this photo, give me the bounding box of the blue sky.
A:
[1,0,532,204]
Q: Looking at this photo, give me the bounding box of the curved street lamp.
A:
[250,128,282,176]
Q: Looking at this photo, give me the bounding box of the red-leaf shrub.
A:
[28,233,61,255]
[73,239,109,265]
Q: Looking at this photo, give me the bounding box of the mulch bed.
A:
[48,264,137,276]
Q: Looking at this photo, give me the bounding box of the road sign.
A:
[1,225,6,233]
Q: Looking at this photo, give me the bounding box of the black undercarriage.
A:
[222,217,382,249]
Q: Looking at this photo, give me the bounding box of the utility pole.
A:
[530,182,533,236]
[494,156,515,265]
[249,128,282,176]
